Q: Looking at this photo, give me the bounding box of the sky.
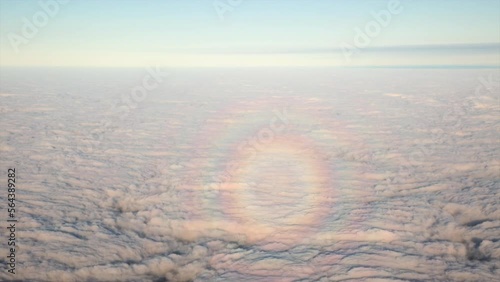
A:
[0,0,499,67]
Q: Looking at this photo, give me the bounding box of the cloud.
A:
[156,42,500,55]
[0,68,498,281]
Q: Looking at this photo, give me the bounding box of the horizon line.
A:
[1,65,499,69]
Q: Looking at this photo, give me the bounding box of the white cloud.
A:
[0,68,498,281]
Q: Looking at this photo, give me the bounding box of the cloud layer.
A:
[0,68,498,281]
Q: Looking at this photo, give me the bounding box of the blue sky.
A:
[1,0,499,67]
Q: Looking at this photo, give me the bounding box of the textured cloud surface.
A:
[0,68,499,281]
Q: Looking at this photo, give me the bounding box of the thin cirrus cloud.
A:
[168,42,500,55]
[105,43,500,68]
